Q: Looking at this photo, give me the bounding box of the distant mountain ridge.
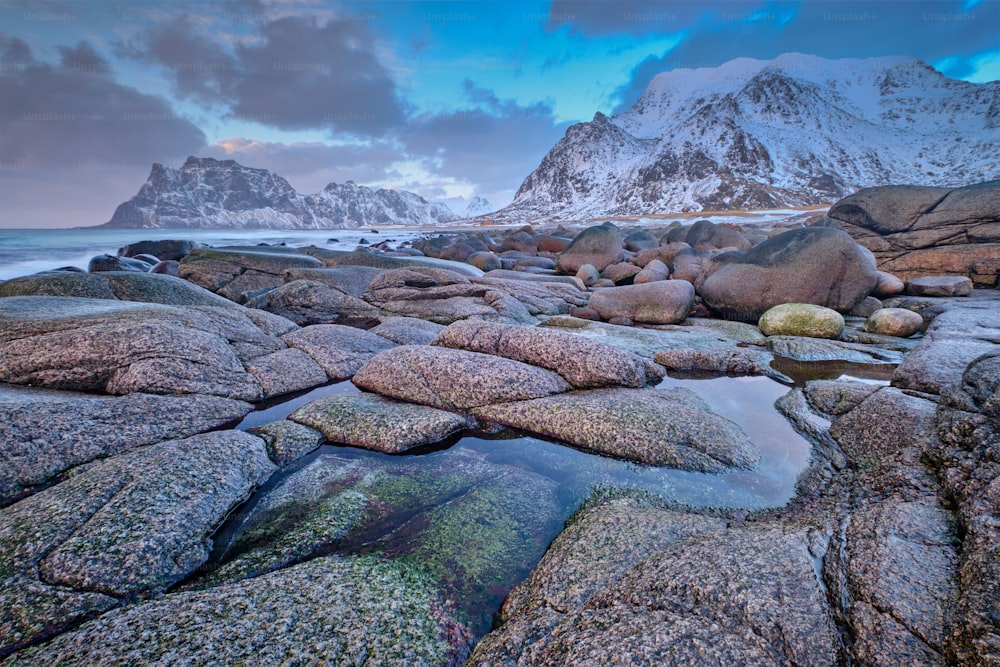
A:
[499,53,1000,221]
[103,157,460,229]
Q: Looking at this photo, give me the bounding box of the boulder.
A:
[0,385,251,504]
[699,226,879,321]
[281,324,396,381]
[0,430,274,657]
[622,230,659,251]
[600,261,641,284]
[556,223,624,274]
[282,266,384,296]
[243,279,381,326]
[906,275,974,297]
[667,247,717,287]
[431,319,662,389]
[243,347,329,398]
[247,420,325,467]
[821,180,1000,286]
[473,387,760,471]
[873,270,906,297]
[499,230,538,254]
[352,345,572,410]
[467,251,502,272]
[847,295,883,317]
[87,254,151,273]
[301,246,485,278]
[5,556,472,666]
[758,303,845,339]
[0,297,294,401]
[0,271,236,308]
[864,308,924,338]
[536,234,572,253]
[179,247,324,303]
[575,263,601,286]
[683,219,752,250]
[117,239,202,262]
[368,316,446,345]
[588,281,695,325]
[289,393,474,453]
[633,258,669,284]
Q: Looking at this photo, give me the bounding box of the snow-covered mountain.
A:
[501,54,1000,220]
[103,157,460,229]
[437,195,494,218]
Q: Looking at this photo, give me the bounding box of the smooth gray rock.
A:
[0,271,238,308]
[906,275,974,297]
[431,319,662,389]
[0,430,274,657]
[302,246,484,277]
[623,229,659,251]
[0,385,251,504]
[0,297,290,401]
[588,280,695,325]
[282,324,397,381]
[556,223,624,274]
[5,555,472,667]
[353,345,572,410]
[633,258,669,284]
[473,387,760,471]
[368,316,446,345]
[767,335,904,365]
[282,266,385,296]
[864,307,924,337]
[243,279,382,326]
[289,393,474,453]
[179,247,325,302]
[117,239,202,262]
[699,227,879,321]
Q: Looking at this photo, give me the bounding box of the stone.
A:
[623,229,659,251]
[758,303,845,339]
[766,336,904,365]
[472,276,588,317]
[829,387,939,469]
[536,234,572,253]
[0,297,291,401]
[5,556,472,666]
[117,239,202,262]
[473,387,760,471]
[0,271,237,308]
[499,230,538,254]
[431,319,663,389]
[847,295,882,318]
[864,307,924,338]
[575,263,601,286]
[600,261,641,284]
[514,256,556,271]
[87,254,150,273]
[303,246,484,278]
[699,226,879,321]
[555,222,624,274]
[352,345,572,410]
[667,246,717,287]
[821,180,1000,285]
[247,420,325,467]
[243,347,330,398]
[281,324,397,381]
[653,346,781,379]
[0,385,251,504]
[0,430,274,657]
[467,251,502,272]
[480,269,585,290]
[872,270,906,297]
[289,393,474,453]
[803,379,880,416]
[368,316,446,345]
[282,266,385,296]
[243,279,381,326]
[682,219,752,250]
[906,275,974,297]
[179,247,324,303]
[588,280,695,325]
[633,258,669,284]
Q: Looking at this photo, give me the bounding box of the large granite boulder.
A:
[0,385,251,504]
[820,181,1000,286]
[699,226,879,321]
[0,297,300,401]
[301,246,485,277]
[0,271,238,308]
[178,247,325,303]
[473,387,761,471]
[556,223,624,274]
[588,280,695,325]
[117,239,202,262]
[5,555,473,666]
[353,345,572,410]
[0,430,274,658]
[243,279,382,326]
[431,319,662,389]
[281,324,397,381]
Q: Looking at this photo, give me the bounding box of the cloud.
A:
[127,13,408,136]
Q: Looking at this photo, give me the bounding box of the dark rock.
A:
[467,251,502,272]
[353,345,572,410]
[118,239,202,262]
[499,230,538,254]
[683,219,752,250]
[556,223,624,274]
[536,234,571,253]
[87,254,151,273]
[282,266,385,297]
[622,230,659,252]
[600,261,641,284]
[700,226,879,321]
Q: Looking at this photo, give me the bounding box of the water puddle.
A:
[200,372,819,638]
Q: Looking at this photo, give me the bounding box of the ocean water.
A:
[0,227,438,281]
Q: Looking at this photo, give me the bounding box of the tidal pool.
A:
[202,372,817,638]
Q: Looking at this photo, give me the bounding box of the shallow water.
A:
[206,372,817,637]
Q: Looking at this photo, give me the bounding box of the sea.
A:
[0,227,442,282]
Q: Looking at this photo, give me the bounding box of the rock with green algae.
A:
[247,419,325,467]
[289,392,475,453]
[5,555,473,667]
[473,387,760,472]
[0,430,274,658]
[759,302,845,339]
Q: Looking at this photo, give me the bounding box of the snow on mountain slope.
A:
[103,157,459,229]
[501,54,1000,220]
[437,195,495,217]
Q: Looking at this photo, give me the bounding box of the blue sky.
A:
[1,0,998,227]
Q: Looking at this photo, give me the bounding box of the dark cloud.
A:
[0,34,206,169]
[127,14,408,136]
[400,81,569,202]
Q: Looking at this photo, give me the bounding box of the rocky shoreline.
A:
[1,183,997,665]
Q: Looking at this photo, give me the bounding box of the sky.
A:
[0,0,998,228]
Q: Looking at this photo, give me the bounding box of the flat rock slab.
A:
[302,246,485,277]
[368,316,446,345]
[353,345,572,410]
[244,279,382,326]
[0,430,274,657]
[5,556,472,667]
[0,297,291,401]
[906,275,974,297]
[282,324,397,381]
[243,347,329,399]
[0,271,237,308]
[247,420,325,467]
[473,387,761,472]
[432,319,661,389]
[0,384,252,504]
[289,392,474,453]
[767,335,905,364]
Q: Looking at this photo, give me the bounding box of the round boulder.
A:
[863,308,924,338]
[467,251,501,272]
[871,270,905,298]
[699,227,878,322]
[556,222,624,274]
[588,280,695,325]
[759,303,845,339]
[633,259,669,284]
